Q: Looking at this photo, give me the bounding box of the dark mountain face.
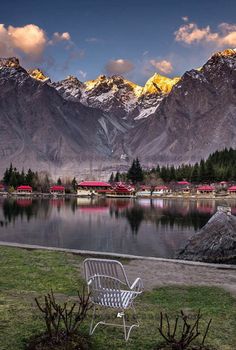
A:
[0,50,236,179]
[0,58,127,178]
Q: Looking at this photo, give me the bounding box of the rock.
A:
[177,207,236,263]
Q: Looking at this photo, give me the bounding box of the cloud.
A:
[49,32,71,45]
[149,59,173,74]
[85,37,101,43]
[174,21,236,47]
[0,24,14,56]
[105,59,134,75]
[78,69,87,79]
[0,23,73,62]
[182,16,189,22]
[0,23,47,59]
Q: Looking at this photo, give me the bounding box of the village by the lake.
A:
[1,1,236,349]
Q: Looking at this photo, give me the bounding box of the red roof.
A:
[96,189,113,193]
[113,183,134,193]
[228,186,236,192]
[140,185,151,190]
[50,186,65,191]
[155,185,169,190]
[177,181,190,185]
[0,184,4,188]
[17,185,32,191]
[78,181,111,187]
[197,185,215,191]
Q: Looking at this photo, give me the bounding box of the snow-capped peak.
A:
[142,73,180,95]
[0,57,20,68]
[28,68,50,82]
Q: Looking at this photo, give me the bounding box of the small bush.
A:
[26,288,92,350]
[156,310,212,350]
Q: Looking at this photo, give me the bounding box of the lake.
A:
[0,197,235,258]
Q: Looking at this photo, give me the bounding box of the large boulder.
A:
[177,207,236,263]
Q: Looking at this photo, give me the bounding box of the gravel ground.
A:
[123,259,236,296]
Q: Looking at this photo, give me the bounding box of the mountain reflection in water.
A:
[0,197,235,258]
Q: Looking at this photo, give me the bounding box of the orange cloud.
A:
[149,59,173,74]
[8,24,47,58]
[0,24,14,56]
[49,32,71,44]
[0,23,72,61]
[105,59,134,75]
[175,22,236,47]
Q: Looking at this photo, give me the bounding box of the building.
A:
[175,181,191,195]
[136,185,151,197]
[77,181,112,196]
[152,185,170,196]
[228,186,236,196]
[197,185,215,195]
[16,185,33,194]
[106,183,135,198]
[0,184,5,192]
[50,185,65,195]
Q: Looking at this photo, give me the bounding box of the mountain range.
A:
[0,49,235,179]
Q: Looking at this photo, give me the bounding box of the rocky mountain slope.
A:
[124,49,236,164]
[0,49,236,178]
[52,71,179,122]
[0,58,127,178]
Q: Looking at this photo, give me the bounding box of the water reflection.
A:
[0,197,236,258]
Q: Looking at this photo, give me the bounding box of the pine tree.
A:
[3,163,13,185]
[191,163,199,183]
[170,165,176,181]
[20,169,25,185]
[71,177,77,191]
[57,177,62,185]
[199,160,205,183]
[127,158,143,184]
[114,172,120,182]
[109,172,114,183]
[3,166,10,185]
[205,160,214,183]
[10,172,17,188]
[134,158,144,183]
[26,169,34,186]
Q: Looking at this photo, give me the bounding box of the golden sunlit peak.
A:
[121,78,143,96]
[84,75,106,90]
[66,75,82,83]
[28,68,49,82]
[212,48,236,58]
[84,74,143,96]
[0,57,20,68]
[142,73,180,95]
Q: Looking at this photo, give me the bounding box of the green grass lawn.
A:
[0,246,236,350]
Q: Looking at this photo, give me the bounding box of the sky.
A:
[1,0,236,84]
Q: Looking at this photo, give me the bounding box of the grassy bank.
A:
[0,246,236,350]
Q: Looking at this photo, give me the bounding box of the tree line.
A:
[109,148,236,184]
[2,164,78,192]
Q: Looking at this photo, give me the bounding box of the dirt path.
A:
[122,260,236,297]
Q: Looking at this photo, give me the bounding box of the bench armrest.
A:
[130,277,143,293]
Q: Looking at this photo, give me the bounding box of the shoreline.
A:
[1,192,236,200]
[0,240,235,270]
